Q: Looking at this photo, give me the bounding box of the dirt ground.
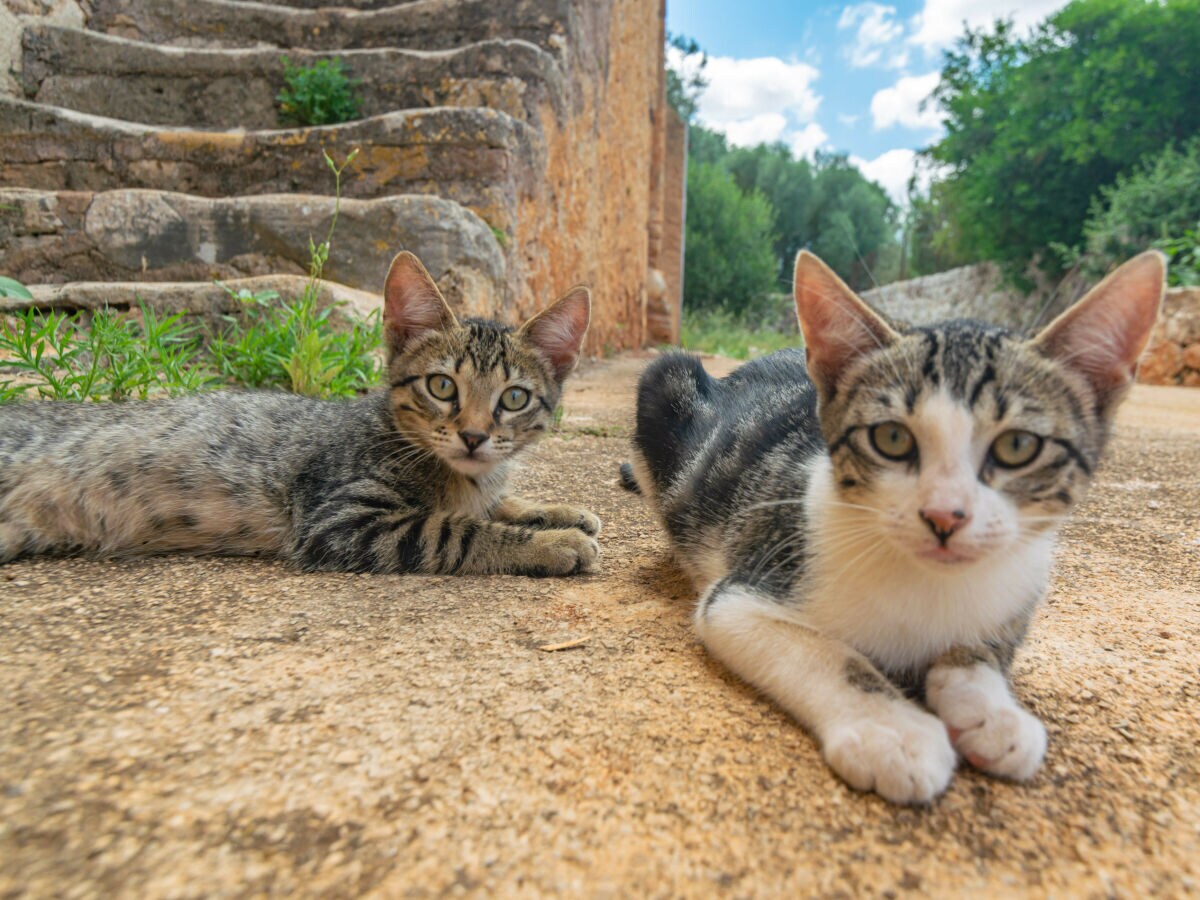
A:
[1,353,1197,898]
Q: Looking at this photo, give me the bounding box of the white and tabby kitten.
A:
[625,250,1164,804]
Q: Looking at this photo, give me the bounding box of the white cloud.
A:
[696,54,821,126]
[851,149,918,205]
[787,123,830,159]
[908,0,1069,53]
[838,2,908,69]
[870,71,942,131]
[852,149,948,205]
[669,48,828,157]
[837,113,861,126]
[721,113,789,147]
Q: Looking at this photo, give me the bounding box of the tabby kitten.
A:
[626,250,1164,804]
[0,252,600,576]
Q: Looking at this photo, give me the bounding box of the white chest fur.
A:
[799,458,1056,672]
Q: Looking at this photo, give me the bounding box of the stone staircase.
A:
[0,0,682,348]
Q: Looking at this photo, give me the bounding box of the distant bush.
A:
[1079,140,1200,281]
[683,161,779,319]
[277,56,362,127]
[1155,225,1200,287]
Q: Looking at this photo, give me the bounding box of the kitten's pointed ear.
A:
[382,251,458,358]
[1030,250,1165,407]
[519,285,591,382]
[793,250,898,395]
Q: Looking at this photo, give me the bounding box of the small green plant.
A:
[277,56,362,127]
[0,276,33,300]
[680,308,799,361]
[210,149,382,398]
[0,303,213,403]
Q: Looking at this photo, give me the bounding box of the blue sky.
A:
[666,0,1068,203]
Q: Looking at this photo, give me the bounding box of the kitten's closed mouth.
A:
[448,455,497,476]
[917,545,976,566]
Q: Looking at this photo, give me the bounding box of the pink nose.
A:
[919,507,970,542]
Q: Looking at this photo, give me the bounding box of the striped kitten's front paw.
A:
[494,497,601,535]
[823,704,956,805]
[0,523,27,564]
[526,504,601,536]
[927,665,1047,781]
[525,528,600,575]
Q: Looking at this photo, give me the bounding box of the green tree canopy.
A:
[924,0,1200,274]
[682,161,780,317]
[717,139,897,290]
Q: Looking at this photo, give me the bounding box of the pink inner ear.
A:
[382,253,455,352]
[793,251,896,388]
[1033,251,1165,398]
[524,288,590,380]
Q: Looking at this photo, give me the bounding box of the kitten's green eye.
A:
[991,429,1042,468]
[869,421,916,461]
[500,386,530,412]
[426,374,457,401]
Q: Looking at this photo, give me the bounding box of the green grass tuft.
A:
[0,303,214,403]
[679,308,800,360]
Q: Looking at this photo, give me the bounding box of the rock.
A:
[1137,340,1184,385]
[1182,342,1200,372]
[1162,287,1200,346]
[1182,369,1200,388]
[0,188,506,311]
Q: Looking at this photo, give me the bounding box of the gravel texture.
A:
[1,353,1197,897]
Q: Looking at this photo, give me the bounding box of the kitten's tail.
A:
[631,352,714,498]
[618,462,641,494]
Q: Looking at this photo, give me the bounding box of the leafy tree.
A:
[924,0,1200,274]
[725,142,814,283]
[683,161,779,317]
[1080,139,1200,268]
[687,123,729,165]
[665,33,707,123]
[720,143,897,290]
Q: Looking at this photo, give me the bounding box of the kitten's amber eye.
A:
[500,387,530,412]
[869,421,916,461]
[426,374,457,401]
[991,429,1042,468]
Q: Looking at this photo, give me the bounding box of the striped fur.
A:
[629,250,1165,804]
[0,252,599,576]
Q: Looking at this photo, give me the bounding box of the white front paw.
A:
[823,704,956,805]
[927,665,1047,781]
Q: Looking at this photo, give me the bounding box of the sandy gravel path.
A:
[1,354,1197,897]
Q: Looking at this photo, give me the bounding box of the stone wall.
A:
[1139,288,1200,386]
[0,0,679,354]
[1,0,89,97]
[861,262,1075,332]
[646,108,685,345]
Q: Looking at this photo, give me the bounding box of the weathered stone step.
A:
[225,0,412,8]
[0,188,506,313]
[20,26,563,131]
[0,97,538,233]
[88,0,574,53]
